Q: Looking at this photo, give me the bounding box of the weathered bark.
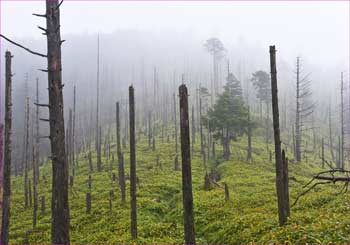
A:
[24,97,30,208]
[1,51,13,244]
[270,45,288,226]
[191,105,195,157]
[129,86,137,239]
[179,84,196,244]
[46,1,70,242]
[282,150,290,217]
[116,102,126,204]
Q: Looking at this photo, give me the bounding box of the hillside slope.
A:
[8,134,350,244]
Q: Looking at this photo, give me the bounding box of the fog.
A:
[0,1,349,165]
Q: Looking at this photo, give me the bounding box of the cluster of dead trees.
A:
[0,1,348,244]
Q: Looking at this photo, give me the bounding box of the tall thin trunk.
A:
[46,1,70,242]
[32,145,38,227]
[96,34,100,153]
[321,138,325,168]
[116,102,126,203]
[340,72,344,169]
[191,105,195,157]
[24,97,30,208]
[328,102,335,161]
[179,84,196,244]
[199,98,204,156]
[129,86,137,239]
[72,85,76,173]
[1,51,13,244]
[174,93,178,155]
[96,35,101,171]
[270,45,288,226]
[148,111,152,148]
[295,57,301,162]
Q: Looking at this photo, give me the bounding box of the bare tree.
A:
[24,97,30,208]
[129,86,137,239]
[179,83,196,244]
[295,57,315,162]
[340,72,345,169]
[116,102,126,204]
[270,45,289,226]
[1,51,13,244]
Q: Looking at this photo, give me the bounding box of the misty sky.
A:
[1,1,349,68]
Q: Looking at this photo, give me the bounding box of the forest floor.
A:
[7,132,350,244]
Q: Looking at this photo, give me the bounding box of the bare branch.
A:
[0,34,47,58]
[32,13,47,18]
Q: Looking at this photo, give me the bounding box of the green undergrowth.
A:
[8,132,350,244]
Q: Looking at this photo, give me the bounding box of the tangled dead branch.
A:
[292,159,350,207]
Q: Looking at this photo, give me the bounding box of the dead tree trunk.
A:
[46,1,70,242]
[199,98,204,156]
[328,102,335,161]
[96,34,100,154]
[35,78,40,183]
[321,138,325,168]
[148,111,152,148]
[72,85,76,173]
[24,97,30,208]
[295,57,301,162]
[191,105,195,157]
[270,45,289,226]
[340,72,344,169]
[33,146,38,227]
[116,102,126,204]
[97,126,102,171]
[282,150,290,217]
[174,93,179,167]
[1,51,13,244]
[129,86,137,239]
[179,84,196,244]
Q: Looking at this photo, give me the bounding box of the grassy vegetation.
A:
[8,132,350,244]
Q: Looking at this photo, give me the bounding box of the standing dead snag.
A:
[46,1,70,243]
[340,72,344,169]
[33,146,38,227]
[1,51,13,244]
[174,93,179,170]
[270,45,289,226]
[116,102,126,204]
[129,86,137,239]
[179,84,196,244]
[24,97,30,208]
